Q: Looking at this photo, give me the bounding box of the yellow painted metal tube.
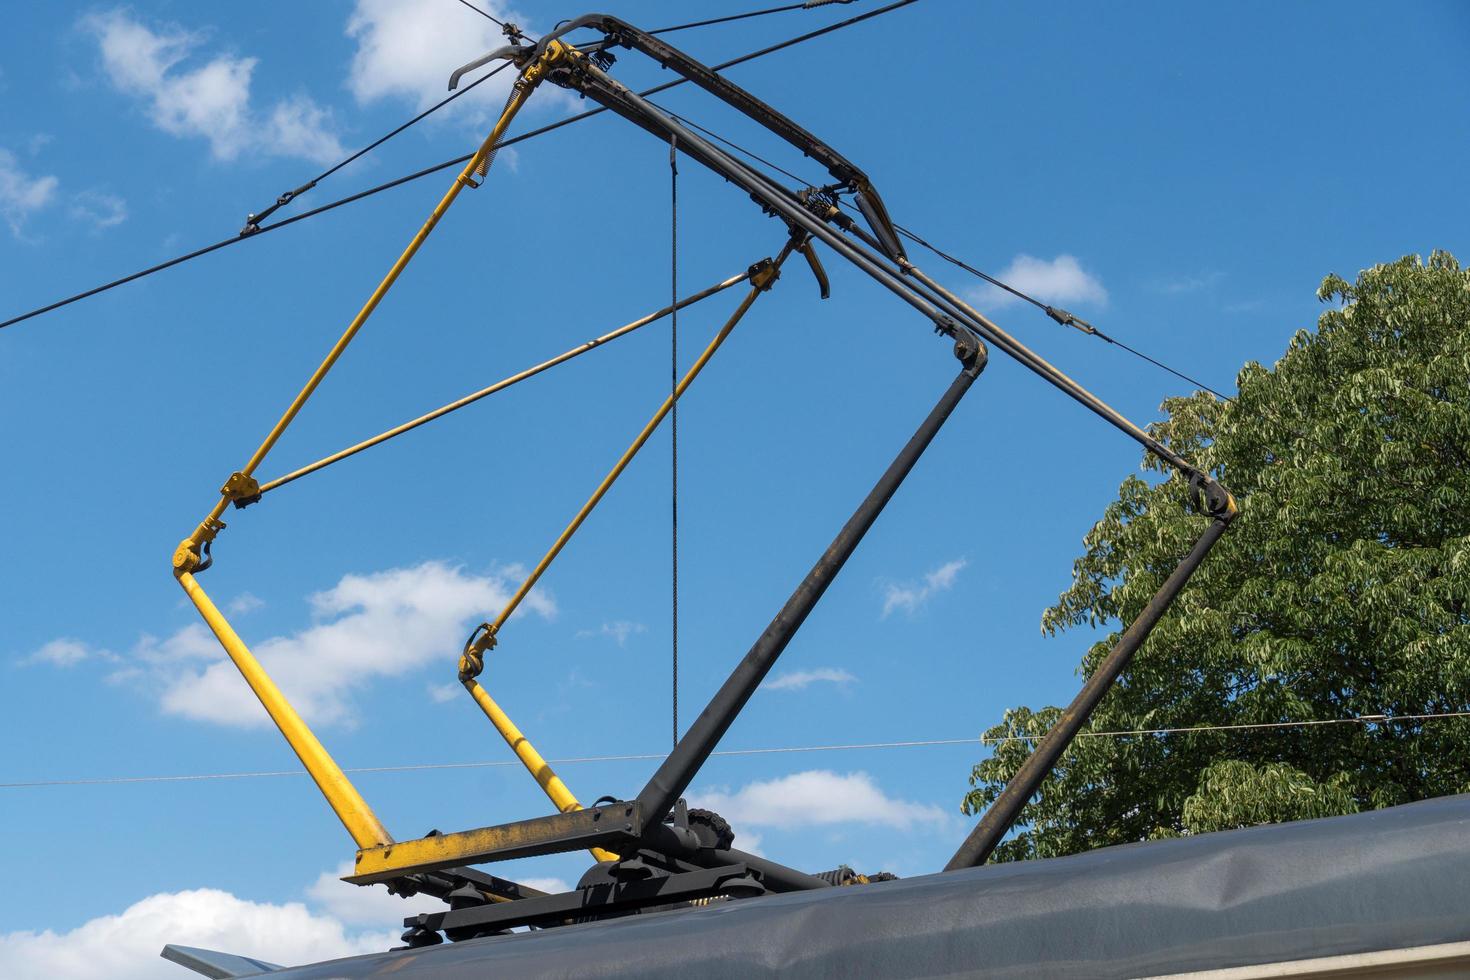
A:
[256,270,752,497]
[463,678,618,863]
[178,570,393,849]
[484,255,788,641]
[181,52,557,555]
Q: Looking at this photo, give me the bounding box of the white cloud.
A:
[971,254,1107,310]
[0,148,59,236]
[307,862,446,926]
[24,637,116,668]
[1153,270,1224,294]
[118,561,551,728]
[576,620,647,647]
[427,681,462,704]
[68,189,128,230]
[761,667,856,692]
[692,770,951,831]
[0,888,393,980]
[82,9,343,164]
[881,558,966,619]
[345,0,533,115]
[225,592,264,616]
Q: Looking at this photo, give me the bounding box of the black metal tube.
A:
[567,60,1224,494]
[635,338,986,829]
[943,516,1234,871]
[706,848,832,892]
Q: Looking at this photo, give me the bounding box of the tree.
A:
[963,252,1470,861]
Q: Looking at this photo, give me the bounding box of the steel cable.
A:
[0,0,922,332]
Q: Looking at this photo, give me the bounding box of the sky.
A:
[2,1,1468,976]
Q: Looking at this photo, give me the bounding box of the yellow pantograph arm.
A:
[173,42,569,576]
[170,45,568,853]
[454,247,790,853]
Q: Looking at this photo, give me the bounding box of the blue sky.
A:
[2,1,1467,975]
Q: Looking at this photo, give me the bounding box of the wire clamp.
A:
[458,622,498,681]
[220,471,263,509]
[240,181,318,237]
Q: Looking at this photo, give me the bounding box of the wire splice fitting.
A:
[1045,305,1097,336]
[458,622,498,681]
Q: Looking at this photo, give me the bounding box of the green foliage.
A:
[964,252,1470,861]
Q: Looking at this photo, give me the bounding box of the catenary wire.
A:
[452,0,507,28]
[239,63,513,233]
[5,711,1465,789]
[892,223,1235,401]
[632,102,1234,409]
[0,0,921,333]
[650,3,809,36]
[669,134,681,750]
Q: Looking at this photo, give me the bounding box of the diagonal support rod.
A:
[254,268,752,497]
[944,513,1236,870]
[635,331,988,830]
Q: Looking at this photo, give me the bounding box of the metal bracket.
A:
[748,256,780,291]
[220,471,262,509]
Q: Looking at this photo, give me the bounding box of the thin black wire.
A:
[655,102,816,187]
[670,135,681,750]
[650,2,808,35]
[320,63,509,187]
[241,63,512,232]
[0,0,921,333]
[641,103,1235,409]
[893,224,1234,401]
[452,0,505,28]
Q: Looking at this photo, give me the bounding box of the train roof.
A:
[170,793,1470,979]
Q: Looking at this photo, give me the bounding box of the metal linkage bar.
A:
[253,269,752,498]
[172,42,571,575]
[403,863,762,937]
[507,26,1232,502]
[636,332,987,830]
[447,249,791,864]
[944,514,1235,870]
[349,803,645,884]
[457,251,789,672]
[168,43,570,853]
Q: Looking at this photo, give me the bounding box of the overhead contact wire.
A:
[670,134,681,749]
[0,0,922,332]
[8,711,1467,789]
[893,223,1233,401]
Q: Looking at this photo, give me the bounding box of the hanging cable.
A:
[240,63,513,236]
[8,711,1467,790]
[452,0,506,28]
[650,3,809,36]
[652,101,817,187]
[670,134,681,749]
[0,0,921,333]
[892,224,1234,401]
